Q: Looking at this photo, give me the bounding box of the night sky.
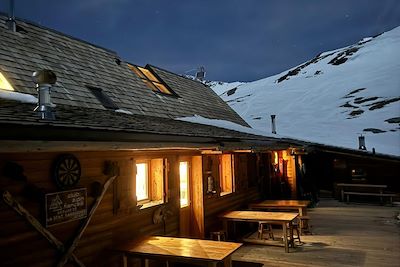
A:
[1,0,400,82]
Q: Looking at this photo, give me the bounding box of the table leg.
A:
[122,254,127,267]
[283,222,288,253]
[223,256,232,267]
[223,220,228,240]
[289,222,295,248]
[140,258,149,267]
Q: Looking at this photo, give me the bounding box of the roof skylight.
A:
[0,72,14,91]
[128,64,176,96]
[87,86,119,110]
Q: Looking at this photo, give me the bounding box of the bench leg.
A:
[346,194,349,203]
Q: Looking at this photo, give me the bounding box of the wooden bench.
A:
[343,191,397,204]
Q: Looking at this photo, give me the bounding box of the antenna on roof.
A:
[195,66,206,81]
[6,0,16,32]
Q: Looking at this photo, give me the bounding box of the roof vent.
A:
[6,0,16,32]
[358,134,366,150]
[32,69,57,120]
[195,66,205,81]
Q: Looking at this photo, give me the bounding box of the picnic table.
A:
[219,210,298,253]
[249,200,311,233]
[336,183,395,204]
[112,235,242,267]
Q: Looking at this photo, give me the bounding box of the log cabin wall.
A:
[0,150,197,267]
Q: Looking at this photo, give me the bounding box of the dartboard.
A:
[53,154,81,189]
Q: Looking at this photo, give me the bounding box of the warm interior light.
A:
[0,72,14,91]
[273,151,279,165]
[179,162,189,207]
[136,163,148,201]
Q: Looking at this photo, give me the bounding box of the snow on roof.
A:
[176,114,277,138]
[0,90,37,103]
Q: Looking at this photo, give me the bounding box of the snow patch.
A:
[0,90,37,103]
[211,26,400,156]
[115,109,133,115]
[176,115,277,138]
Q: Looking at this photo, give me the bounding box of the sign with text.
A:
[45,188,87,227]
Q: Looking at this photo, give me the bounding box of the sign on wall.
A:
[45,188,87,227]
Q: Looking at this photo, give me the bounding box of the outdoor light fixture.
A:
[32,69,57,120]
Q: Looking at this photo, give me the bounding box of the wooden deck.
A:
[231,199,400,267]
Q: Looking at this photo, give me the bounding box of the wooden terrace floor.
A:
[231,198,400,267]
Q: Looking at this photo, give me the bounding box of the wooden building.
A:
[1,14,398,267]
[0,15,301,267]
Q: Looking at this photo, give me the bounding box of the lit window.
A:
[220,154,234,195]
[179,161,189,207]
[128,64,174,95]
[135,159,166,207]
[136,163,149,201]
[0,72,14,91]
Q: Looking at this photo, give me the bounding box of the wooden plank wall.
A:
[0,150,270,266]
[0,151,186,267]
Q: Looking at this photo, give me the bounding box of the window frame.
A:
[135,158,167,209]
[127,64,179,97]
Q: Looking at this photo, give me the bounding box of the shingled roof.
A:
[0,13,294,153]
[0,14,248,127]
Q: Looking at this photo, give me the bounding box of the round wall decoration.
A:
[52,154,81,189]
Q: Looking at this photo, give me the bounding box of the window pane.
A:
[138,67,159,82]
[0,72,14,91]
[128,64,146,79]
[136,163,148,201]
[153,82,172,94]
[179,161,189,207]
[220,154,233,194]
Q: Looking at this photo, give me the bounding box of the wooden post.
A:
[56,174,117,267]
[1,191,85,267]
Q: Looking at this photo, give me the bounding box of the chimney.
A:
[195,66,205,81]
[271,115,277,134]
[358,134,366,150]
[6,0,16,32]
[32,70,57,120]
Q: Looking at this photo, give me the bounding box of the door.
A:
[179,160,191,237]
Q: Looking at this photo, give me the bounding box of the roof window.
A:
[0,72,14,91]
[87,86,118,110]
[128,64,176,96]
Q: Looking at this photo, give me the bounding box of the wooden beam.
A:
[56,174,117,267]
[0,140,218,153]
[1,191,85,267]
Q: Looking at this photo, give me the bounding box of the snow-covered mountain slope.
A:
[211,26,400,156]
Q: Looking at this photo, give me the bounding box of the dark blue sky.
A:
[1,0,400,82]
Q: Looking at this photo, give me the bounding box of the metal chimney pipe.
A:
[6,0,16,32]
[195,66,205,81]
[32,70,57,120]
[358,134,366,150]
[271,114,276,134]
